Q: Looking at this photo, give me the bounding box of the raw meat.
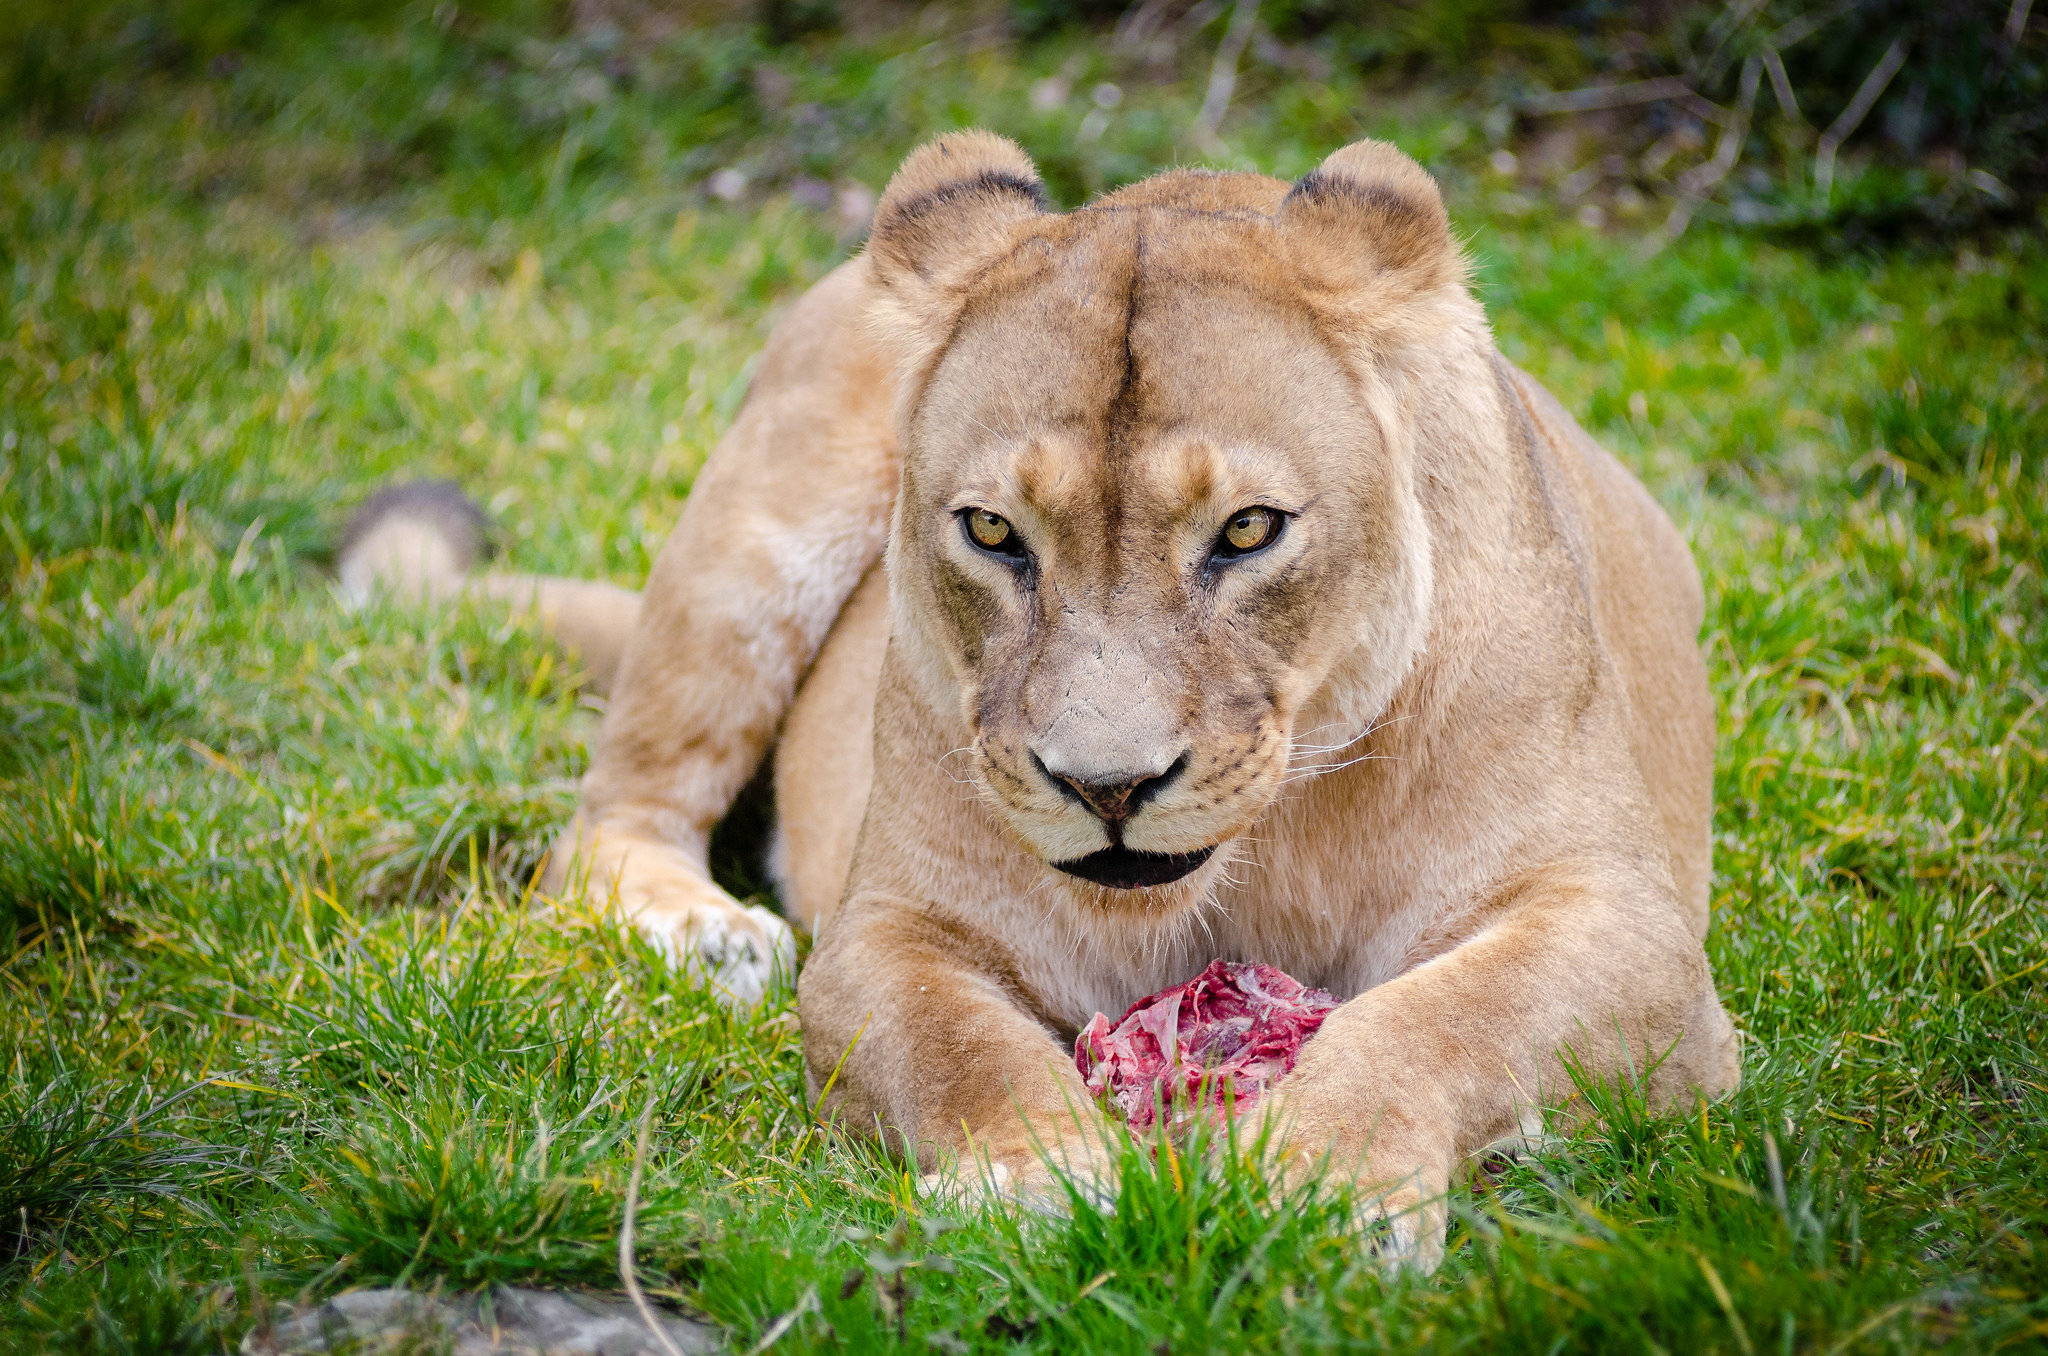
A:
[1074,960,1339,1131]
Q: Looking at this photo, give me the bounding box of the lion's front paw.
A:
[633,894,796,1006]
[1353,1174,1448,1274]
[918,1158,1019,1207]
[554,828,796,1004]
[919,1137,1120,1215]
[1262,1100,1451,1273]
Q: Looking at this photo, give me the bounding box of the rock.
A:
[243,1286,722,1355]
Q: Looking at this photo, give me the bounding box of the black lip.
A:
[1052,845,1216,890]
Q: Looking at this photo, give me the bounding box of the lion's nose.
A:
[1037,753,1188,825]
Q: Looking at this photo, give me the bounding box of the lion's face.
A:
[870,140,1462,901]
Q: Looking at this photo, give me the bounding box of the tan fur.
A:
[545,134,1738,1265]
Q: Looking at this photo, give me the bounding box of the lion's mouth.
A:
[1052,845,1215,890]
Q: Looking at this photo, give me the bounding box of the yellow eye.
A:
[1222,507,1280,554]
[967,509,1015,551]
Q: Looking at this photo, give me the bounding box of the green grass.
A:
[2,7,2044,1353]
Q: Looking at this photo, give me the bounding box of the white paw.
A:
[551,826,798,1007]
[636,899,796,1005]
[1356,1183,1447,1275]
[919,1159,1015,1204]
[919,1144,1118,1216]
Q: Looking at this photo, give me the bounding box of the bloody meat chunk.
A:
[1074,960,1339,1131]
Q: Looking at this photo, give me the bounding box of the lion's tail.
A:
[336,481,642,695]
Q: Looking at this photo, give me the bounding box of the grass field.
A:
[2,6,2044,1352]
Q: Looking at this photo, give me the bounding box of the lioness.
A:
[344,134,1740,1267]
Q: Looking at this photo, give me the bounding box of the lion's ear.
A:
[1275,140,1462,311]
[864,131,1048,369]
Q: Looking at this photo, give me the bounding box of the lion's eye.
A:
[1218,507,1281,556]
[964,508,1023,557]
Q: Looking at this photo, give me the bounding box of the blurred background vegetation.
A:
[3,0,2042,245]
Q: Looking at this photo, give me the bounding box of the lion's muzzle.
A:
[1040,751,1219,887]
[1031,743,1224,890]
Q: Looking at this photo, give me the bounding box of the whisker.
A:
[936,745,981,785]
[1282,751,1402,785]
[1285,711,1416,766]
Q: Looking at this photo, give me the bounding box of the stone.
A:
[243,1286,722,1355]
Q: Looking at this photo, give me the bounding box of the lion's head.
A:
[865,133,1486,900]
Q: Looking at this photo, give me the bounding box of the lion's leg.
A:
[551,259,900,1001]
[769,561,890,934]
[1269,858,1740,1269]
[790,652,1122,1199]
[800,892,1118,1203]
